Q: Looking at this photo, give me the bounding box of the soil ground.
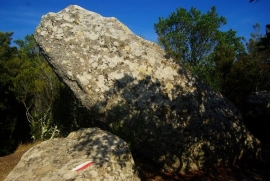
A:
[1,142,270,181]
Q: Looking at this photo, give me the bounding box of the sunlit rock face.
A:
[34,5,261,173]
[5,128,140,181]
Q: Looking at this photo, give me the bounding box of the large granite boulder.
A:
[34,5,261,173]
[5,128,140,181]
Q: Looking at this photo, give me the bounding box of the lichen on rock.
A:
[34,5,261,173]
[5,128,140,181]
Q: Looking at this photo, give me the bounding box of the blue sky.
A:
[0,0,269,44]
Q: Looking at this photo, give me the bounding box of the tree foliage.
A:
[211,42,236,91]
[11,35,65,140]
[0,32,30,156]
[154,6,269,110]
[154,6,227,66]
[154,6,246,85]
[0,32,100,155]
[256,24,270,60]
[214,24,270,106]
[0,32,65,155]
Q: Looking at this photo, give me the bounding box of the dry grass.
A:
[0,142,41,181]
[14,142,40,153]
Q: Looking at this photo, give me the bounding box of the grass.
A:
[14,142,40,153]
[0,141,41,181]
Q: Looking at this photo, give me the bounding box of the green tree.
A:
[210,42,236,92]
[0,32,31,156]
[194,30,246,91]
[225,56,267,105]
[247,23,263,57]
[214,24,270,106]
[154,6,227,66]
[1,32,99,155]
[246,23,269,62]
[12,35,63,140]
[246,24,270,92]
[257,24,270,61]
[218,29,246,57]
[154,6,246,87]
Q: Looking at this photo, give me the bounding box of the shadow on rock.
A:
[5,128,140,181]
[90,71,261,173]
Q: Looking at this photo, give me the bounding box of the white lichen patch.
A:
[146,67,153,75]
[124,45,130,52]
[45,47,51,52]
[135,65,147,73]
[92,62,98,68]
[83,72,92,79]
[40,30,48,36]
[135,64,153,76]
[127,61,139,72]
[107,56,122,68]
[113,41,119,46]
[165,83,174,92]
[96,74,109,92]
[76,73,91,86]
[62,60,69,65]
[67,71,73,78]
[79,58,84,63]
[108,71,125,81]
[154,66,178,81]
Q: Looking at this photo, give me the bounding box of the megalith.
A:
[34,5,261,173]
[5,128,140,181]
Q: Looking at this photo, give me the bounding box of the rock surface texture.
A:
[5,128,139,181]
[34,5,261,173]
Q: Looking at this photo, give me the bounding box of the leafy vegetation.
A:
[154,6,227,66]
[0,32,30,156]
[0,32,94,155]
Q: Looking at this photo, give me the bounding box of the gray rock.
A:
[34,5,261,173]
[5,128,140,181]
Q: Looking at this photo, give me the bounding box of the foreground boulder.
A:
[5,128,139,181]
[34,5,261,173]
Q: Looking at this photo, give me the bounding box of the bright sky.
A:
[0,0,269,44]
